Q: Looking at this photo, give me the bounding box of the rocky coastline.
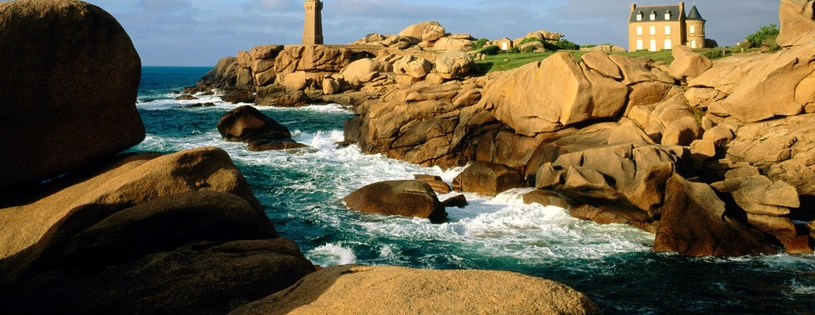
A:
[0,1,602,314]
[3,0,815,313]
[182,0,815,258]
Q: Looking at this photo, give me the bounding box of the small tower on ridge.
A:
[303,0,324,45]
[685,4,706,48]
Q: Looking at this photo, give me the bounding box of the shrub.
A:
[745,24,779,48]
[508,46,521,54]
[471,38,489,51]
[555,39,580,50]
[521,45,536,53]
[518,37,544,46]
[479,45,501,55]
[582,44,597,49]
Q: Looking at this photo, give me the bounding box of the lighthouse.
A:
[303,0,324,45]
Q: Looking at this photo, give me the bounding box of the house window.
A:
[665,39,672,49]
[650,26,656,36]
[637,26,643,36]
[637,12,643,21]
[690,25,696,33]
[650,11,656,20]
[637,40,644,50]
[502,42,508,50]
[690,39,697,48]
[665,11,671,20]
[665,26,671,35]
[650,39,657,51]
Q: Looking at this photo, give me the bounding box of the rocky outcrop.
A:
[480,52,673,136]
[344,77,500,168]
[686,47,815,123]
[393,55,433,79]
[398,21,445,42]
[777,0,815,47]
[654,175,776,256]
[0,147,278,285]
[435,51,474,79]
[216,105,309,151]
[669,45,712,82]
[0,0,144,189]
[199,57,238,87]
[725,114,815,203]
[343,180,447,223]
[452,161,525,196]
[231,265,603,315]
[6,239,315,315]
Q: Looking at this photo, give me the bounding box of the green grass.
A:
[472,51,589,74]
[472,47,765,74]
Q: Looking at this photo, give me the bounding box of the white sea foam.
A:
[135,104,657,266]
[308,243,358,266]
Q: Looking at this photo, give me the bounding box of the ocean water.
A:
[134,66,815,315]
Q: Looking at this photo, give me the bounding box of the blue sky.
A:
[85,0,781,66]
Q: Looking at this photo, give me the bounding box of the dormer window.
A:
[665,11,671,20]
[637,11,643,21]
[650,11,656,20]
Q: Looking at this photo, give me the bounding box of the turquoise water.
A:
[134,67,815,314]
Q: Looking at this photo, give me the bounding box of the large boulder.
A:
[452,161,525,196]
[393,55,433,79]
[479,52,631,135]
[255,84,310,107]
[777,0,815,47]
[343,180,447,222]
[536,144,679,217]
[231,265,603,315]
[668,45,712,81]
[199,57,238,86]
[398,21,445,42]
[217,105,309,151]
[654,174,776,256]
[5,239,315,315]
[435,51,474,79]
[274,45,353,77]
[0,0,144,189]
[338,58,392,89]
[711,176,800,216]
[686,47,815,122]
[59,191,272,271]
[217,105,292,142]
[431,37,476,52]
[0,147,276,287]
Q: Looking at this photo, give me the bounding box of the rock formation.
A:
[777,0,815,47]
[0,0,144,189]
[232,265,603,315]
[343,180,448,223]
[216,105,309,151]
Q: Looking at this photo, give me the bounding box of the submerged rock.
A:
[231,264,603,315]
[343,180,447,223]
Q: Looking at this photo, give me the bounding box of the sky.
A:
[83,0,782,66]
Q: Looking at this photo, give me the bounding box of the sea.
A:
[135,66,815,315]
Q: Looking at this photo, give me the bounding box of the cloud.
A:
[137,0,192,12]
[242,0,300,12]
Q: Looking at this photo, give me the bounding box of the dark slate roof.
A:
[687,5,705,21]
[629,5,683,23]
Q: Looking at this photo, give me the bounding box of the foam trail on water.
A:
[308,243,358,266]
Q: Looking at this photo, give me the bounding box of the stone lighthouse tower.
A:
[303,0,324,45]
[685,4,706,48]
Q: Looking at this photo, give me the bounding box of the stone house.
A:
[495,37,513,51]
[628,2,708,52]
